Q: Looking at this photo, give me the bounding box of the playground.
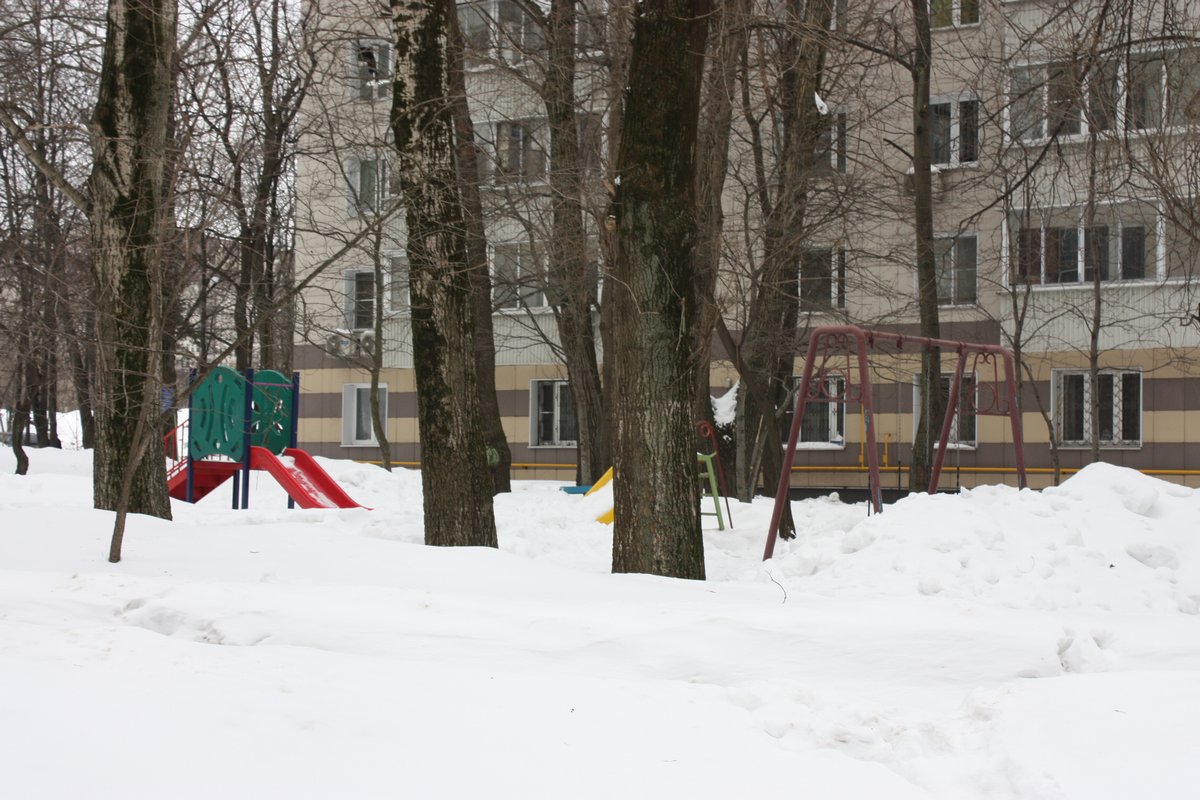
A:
[165,367,361,510]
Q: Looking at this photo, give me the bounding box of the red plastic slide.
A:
[247,446,365,509]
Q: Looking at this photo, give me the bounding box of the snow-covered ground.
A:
[2,443,1198,799]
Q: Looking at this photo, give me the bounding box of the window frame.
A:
[929,94,980,167]
[492,241,548,312]
[934,233,978,306]
[352,39,391,102]
[490,119,548,185]
[800,246,847,311]
[1008,204,1161,286]
[529,379,578,448]
[1052,369,1143,448]
[913,373,978,450]
[930,0,980,30]
[345,153,396,217]
[781,375,847,450]
[341,383,387,447]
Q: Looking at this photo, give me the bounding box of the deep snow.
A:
[1,443,1198,799]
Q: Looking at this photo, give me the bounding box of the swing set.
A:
[763,325,1027,560]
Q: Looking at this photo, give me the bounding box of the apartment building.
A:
[293,0,1200,489]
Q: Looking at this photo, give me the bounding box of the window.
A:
[1127,55,1164,131]
[800,247,846,311]
[935,234,977,305]
[346,270,377,330]
[1014,50,1199,139]
[1011,206,1157,284]
[929,97,979,166]
[390,255,410,313]
[577,113,604,178]
[914,374,976,447]
[1166,48,1200,126]
[492,120,546,183]
[341,384,387,447]
[352,40,391,101]
[1054,370,1141,447]
[814,111,849,172]
[931,0,979,29]
[493,242,546,310]
[781,376,846,447]
[532,380,577,447]
[458,0,544,66]
[345,155,396,215]
[576,0,605,52]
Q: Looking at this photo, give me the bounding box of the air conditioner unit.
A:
[357,329,377,356]
[327,332,357,357]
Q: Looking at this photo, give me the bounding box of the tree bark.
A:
[543,0,608,485]
[610,0,711,580]
[88,0,176,532]
[391,0,497,547]
[907,0,944,492]
[446,6,512,493]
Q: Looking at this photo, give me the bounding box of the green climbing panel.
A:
[189,366,246,462]
[249,370,293,456]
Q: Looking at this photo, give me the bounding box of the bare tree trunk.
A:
[391,0,497,547]
[446,6,511,493]
[692,0,751,425]
[89,0,176,549]
[733,0,833,537]
[543,0,607,485]
[610,0,711,580]
[907,0,943,492]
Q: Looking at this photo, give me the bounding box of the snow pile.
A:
[1,447,1198,799]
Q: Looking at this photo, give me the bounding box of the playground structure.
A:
[763,325,1027,560]
[164,367,363,510]
[588,421,733,530]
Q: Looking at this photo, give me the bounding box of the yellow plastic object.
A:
[596,506,614,524]
[585,466,614,496]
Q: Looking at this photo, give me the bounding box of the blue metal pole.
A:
[241,368,254,510]
[186,368,196,503]
[287,371,300,510]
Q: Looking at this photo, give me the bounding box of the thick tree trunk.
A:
[88,0,176,535]
[391,0,497,547]
[446,7,511,493]
[610,0,711,580]
[908,0,943,493]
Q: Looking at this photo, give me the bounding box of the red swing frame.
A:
[762,325,1027,560]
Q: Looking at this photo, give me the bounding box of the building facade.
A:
[293,0,1200,489]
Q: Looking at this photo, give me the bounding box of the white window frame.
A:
[929,0,979,30]
[782,375,847,450]
[341,383,387,447]
[913,373,978,450]
[800,246,847,311]
[1010,49,1200,143]
[457,0,545,67]
[492,241,547,311]
[929,94,980,167]
[1052,369,1143,448]
[388,253,410,315]
[1008,204,1162,286]
[491,119,547,184]
[529,379,577,448]
[352,39,391,101]
[934,233,978,306]
[345,269,378,330]
[345,154,395,216]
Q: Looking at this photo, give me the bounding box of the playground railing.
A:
[164,420,188,482]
